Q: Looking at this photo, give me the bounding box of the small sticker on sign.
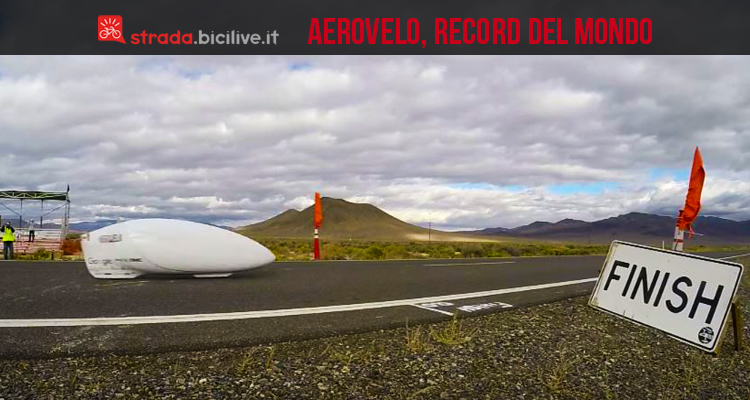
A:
[698,327,714,344]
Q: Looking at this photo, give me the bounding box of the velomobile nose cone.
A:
[81,218,275,279]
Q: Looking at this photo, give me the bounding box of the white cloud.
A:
[0,55,748,230]
[284,196,314,210]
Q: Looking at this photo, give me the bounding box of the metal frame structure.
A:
[0,187,71,245]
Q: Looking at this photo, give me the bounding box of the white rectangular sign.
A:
[589,241,744,353]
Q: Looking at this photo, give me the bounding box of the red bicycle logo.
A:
[98,15,125,43]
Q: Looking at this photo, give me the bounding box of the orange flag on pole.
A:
[676,147,705,233]
[314,192,323,228]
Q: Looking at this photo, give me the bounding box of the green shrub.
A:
[250,237,612,261]
[17,249,55,261]
[322,244,349,260]
[459,243,484,258]
[383,244,410,260]
[364,246,385,260]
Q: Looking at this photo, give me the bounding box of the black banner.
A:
[1,0,749,54]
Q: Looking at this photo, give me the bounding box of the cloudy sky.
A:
[0,55,748,230]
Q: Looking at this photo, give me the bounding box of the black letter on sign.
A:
[630,266,661,304]
[604,260,629,291]
[621,263,639,297]
[652,272,671,307]
[689,282,724,324]
[666,276,693,314]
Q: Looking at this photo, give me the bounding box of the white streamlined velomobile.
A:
[81,219,275,279]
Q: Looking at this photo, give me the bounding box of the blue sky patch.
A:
[134,59,212,80]
[289,62,313,71]
[649,167,689,181]
[178,68,213,80]
[546,182,619,195]
[135,58,174,72]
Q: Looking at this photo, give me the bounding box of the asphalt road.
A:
[0,252,743,358]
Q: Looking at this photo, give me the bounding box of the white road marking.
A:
[413,305,454,316]
[0,277,598,328]
[719,253,750,260]
[457,301,513,313]
[414,300,514,315]
[422,261,516,267]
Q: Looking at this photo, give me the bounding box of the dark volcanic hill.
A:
[466,212,750,245]
[237,197,495,241]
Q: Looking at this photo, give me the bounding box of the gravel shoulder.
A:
[1,257,749,399]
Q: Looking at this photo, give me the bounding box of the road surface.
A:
[0,252,744,358]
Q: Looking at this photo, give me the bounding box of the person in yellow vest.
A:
[3,221,15,260]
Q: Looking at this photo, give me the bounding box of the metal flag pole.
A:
[672,211,685,251]
[313,228,320,260]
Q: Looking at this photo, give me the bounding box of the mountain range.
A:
[239,197,750,245]
[69,219,119,232]
[61,197,750,245]
[463,212,750,245]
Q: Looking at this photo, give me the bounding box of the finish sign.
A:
[589,241,744,353]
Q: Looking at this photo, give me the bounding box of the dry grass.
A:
[404,322,431,353]
[429,313,478,346]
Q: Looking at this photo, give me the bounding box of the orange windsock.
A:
[314,192,323,228]
[676,147,705,232]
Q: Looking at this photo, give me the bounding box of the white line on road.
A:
[719,253,750,260]
[0,277,598,328]
[422,261,516,267]
[412,305,455,316]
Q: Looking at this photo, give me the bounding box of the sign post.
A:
[589,241,744,353]
[731,302,744,351]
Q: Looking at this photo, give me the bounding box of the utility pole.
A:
[428,222,431,243]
